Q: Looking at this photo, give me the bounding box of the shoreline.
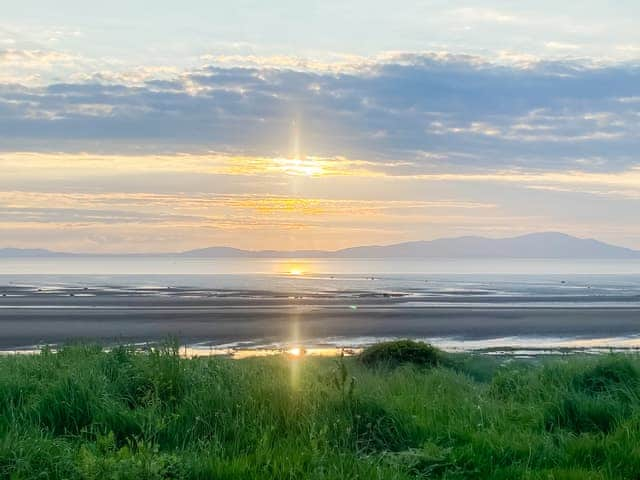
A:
[5,338,640,359]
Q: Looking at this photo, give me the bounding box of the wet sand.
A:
[1,287,640,349]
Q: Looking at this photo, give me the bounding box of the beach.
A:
[1,257,639,353]
[1,280,640,352]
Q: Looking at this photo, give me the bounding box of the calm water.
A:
[3,256,640,276]
[1,257,640,307]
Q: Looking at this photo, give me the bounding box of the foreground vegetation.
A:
[3,342,640,478]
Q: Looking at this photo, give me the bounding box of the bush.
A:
[359,340,441,368]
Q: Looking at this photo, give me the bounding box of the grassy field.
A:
[2,342,640,479]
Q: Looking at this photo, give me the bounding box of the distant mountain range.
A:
[2,233,640,259]
[0,248,70,258]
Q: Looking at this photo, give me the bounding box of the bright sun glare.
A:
[276,157,324,176]
[288,268,304,276]
[288,347,303,357]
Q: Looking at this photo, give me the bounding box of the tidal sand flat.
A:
[3,304,640,352]
[1,264,640,353]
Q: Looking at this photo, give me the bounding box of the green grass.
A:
[3,342,640,478]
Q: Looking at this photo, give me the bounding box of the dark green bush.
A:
[359,340,441,368]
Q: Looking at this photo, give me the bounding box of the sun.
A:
[280,261,312,276]
[275,157,324,176]
[287,347,305,357]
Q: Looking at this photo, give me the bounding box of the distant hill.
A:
[329,232,640,259]
[2,233,639,259]
[179,247,249,258]
[180,232,640,258]
[0,248,71,258]
[180,247,330,258]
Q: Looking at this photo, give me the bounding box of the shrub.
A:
[359,340,441,368]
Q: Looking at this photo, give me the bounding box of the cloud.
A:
[0,151,390,180]
[0,190,501,252]
[0,48,76,65]
[0,48,82,85]
[544,42,581,51]
[0,52,639,174]
[0,191,495,218]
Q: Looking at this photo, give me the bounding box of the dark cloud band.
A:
[1,54,639,173]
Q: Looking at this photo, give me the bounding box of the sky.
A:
[1,1,640,253]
